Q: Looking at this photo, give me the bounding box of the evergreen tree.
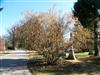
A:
[73,0,100,56]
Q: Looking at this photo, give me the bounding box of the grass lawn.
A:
[28,52,100,75]
[75,52,89,58]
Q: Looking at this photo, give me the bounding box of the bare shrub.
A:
[15,11,65,64]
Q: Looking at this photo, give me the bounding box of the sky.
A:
[0,0,77,36]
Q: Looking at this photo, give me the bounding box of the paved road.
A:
[0,50,32,75]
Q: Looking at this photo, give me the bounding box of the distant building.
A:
[0,38,5,51]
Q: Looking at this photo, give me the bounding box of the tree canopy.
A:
[73,0,100,56]
[73,0,99,29]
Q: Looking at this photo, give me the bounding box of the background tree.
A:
[74,21,93,53]
[66,15,93,59]
[73,0,100,56]
[7,26,18,50]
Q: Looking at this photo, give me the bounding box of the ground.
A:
[28,52,100,75]
[0,51,100,75]
[0,50,31,75]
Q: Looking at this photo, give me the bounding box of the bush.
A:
[14,11,65,64]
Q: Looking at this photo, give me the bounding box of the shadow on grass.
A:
[27,56,100,75]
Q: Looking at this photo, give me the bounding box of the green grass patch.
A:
[75,52,90,59]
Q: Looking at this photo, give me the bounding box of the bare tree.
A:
[66,14,93,60]
[14,11,66,64]
[7,25,18,50]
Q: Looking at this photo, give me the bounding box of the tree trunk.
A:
[12,34,16,50]
[67,46,76,60]
[94,22,99,56]
[88,50,94,55]
[12,40,15,50]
